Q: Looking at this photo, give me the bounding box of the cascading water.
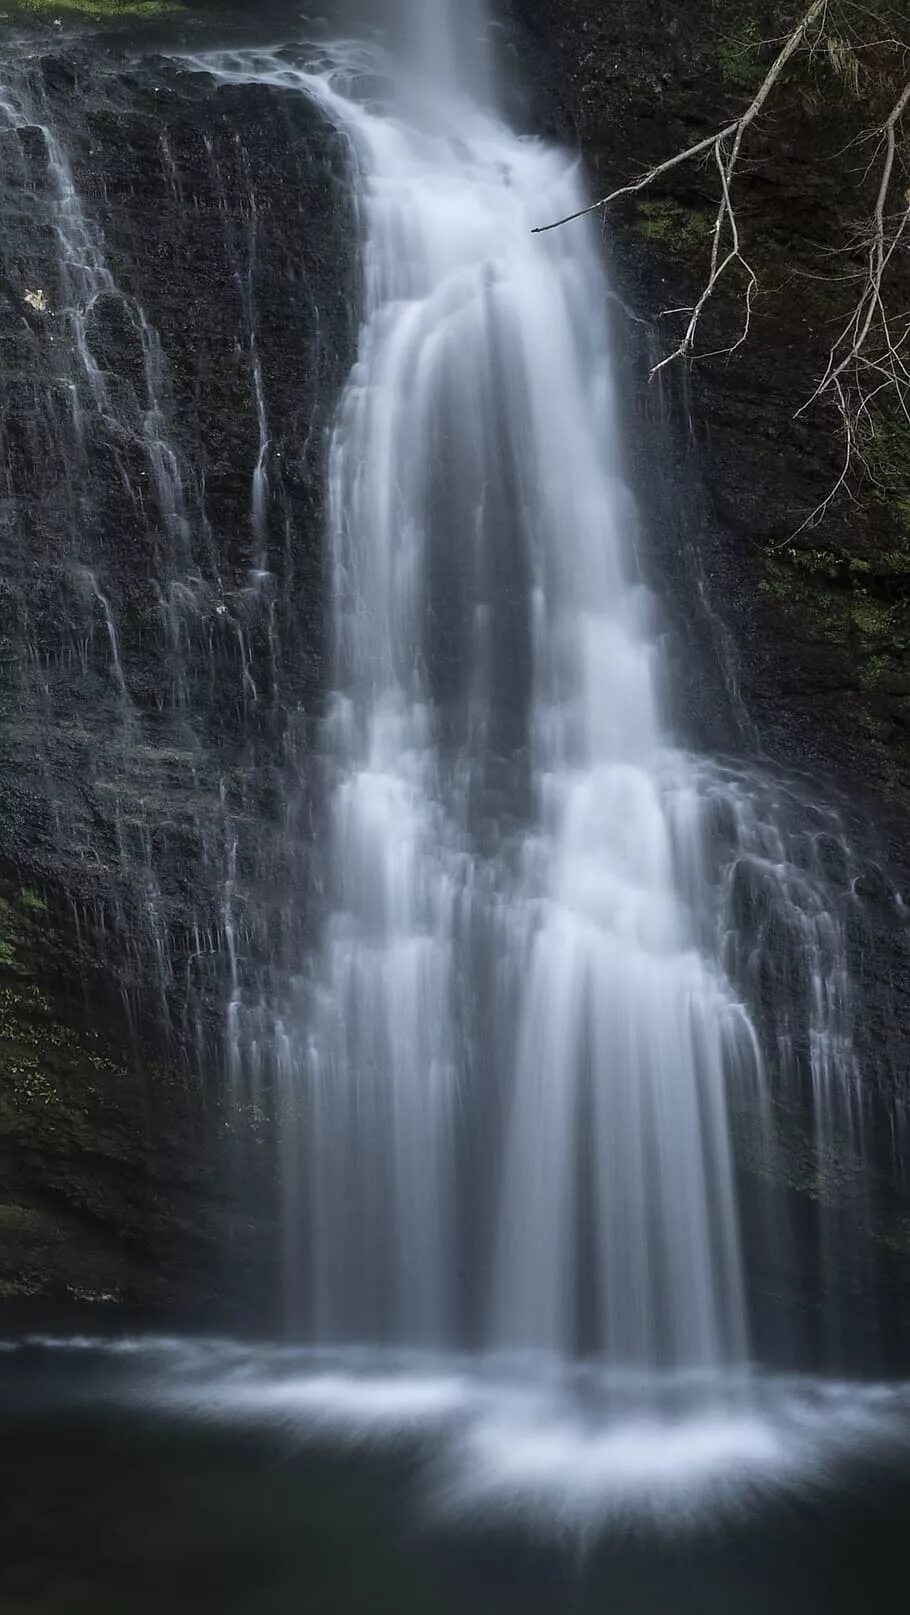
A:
[0,0,873,1385]
[313,32,763,1365]
[199,17,785,1371]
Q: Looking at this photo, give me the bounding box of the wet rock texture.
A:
[0,10,354,1309]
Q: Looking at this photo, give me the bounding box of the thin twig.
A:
[532,0,829,235]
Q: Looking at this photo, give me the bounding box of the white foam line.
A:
[4,1338,910,1534]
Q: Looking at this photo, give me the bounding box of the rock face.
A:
[509,0,910,814]
[0,10,355,1311]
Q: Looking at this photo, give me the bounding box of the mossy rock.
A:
[733,1091,864,1210]
[715,19,763,90]
[0,866,283,1315]
[633,197,716,258]
[733,1086,910,1269]
[18,889,47,915]
[2,1,181,17]
[762,551,910,650]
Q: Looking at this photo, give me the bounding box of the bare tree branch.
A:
[532,0,830,237]
[533,0,910,537]
[787,75,910,530]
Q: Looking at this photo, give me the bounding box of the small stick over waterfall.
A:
[534,0,910,533]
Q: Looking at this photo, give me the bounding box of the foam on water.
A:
[5,1337,909,1535]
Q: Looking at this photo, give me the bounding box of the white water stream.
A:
[198,25,765,1368]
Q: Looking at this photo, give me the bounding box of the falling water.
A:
[4,0,873,1380]
[196,25,786,1369]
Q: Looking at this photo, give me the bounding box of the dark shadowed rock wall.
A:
[0,9,355,1311]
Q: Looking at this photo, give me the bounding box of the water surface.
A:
[2,1338,909,1612]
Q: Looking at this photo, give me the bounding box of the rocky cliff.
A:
[0,2,355,1311]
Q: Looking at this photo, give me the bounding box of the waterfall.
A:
[315,33,763,1361]
[351,0,488,91]
[187,12,871,1373]
[321,80,755,1364]
[198,33,762,1366]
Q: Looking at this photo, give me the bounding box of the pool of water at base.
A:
[2,1337,910,1614]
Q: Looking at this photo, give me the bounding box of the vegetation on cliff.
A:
[5,1,178,16]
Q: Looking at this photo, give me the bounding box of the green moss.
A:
[760,546,910,703]
[0,973,141,1142]
[893,496,910,537]
[0,877,268,1304]
[5,0,179,16]
[761,558,850,643]
[0,975,206,1268]
[634,198,715,256]
[786,547,849,581]
[781,542,910,588]
[761,553,909,650]
[850,595,895,637]
[856,653,908,694]
[716,20,762,90]
[0,895,36,979]
[769,547,906,613]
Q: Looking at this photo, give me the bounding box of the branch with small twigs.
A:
[534,0,910,535]
[533,1,829,238]
[533,1,829,385]
[788,80,910,519]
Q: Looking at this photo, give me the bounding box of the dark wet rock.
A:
[853,863,890,903]
[0,876,279,1314]
[0,20,354,1309]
